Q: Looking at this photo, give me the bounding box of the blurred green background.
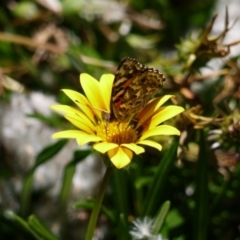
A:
[1,0,240,239]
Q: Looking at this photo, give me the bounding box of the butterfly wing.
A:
[111,57,165,121]
[111,58,146,104]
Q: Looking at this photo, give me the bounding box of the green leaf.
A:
[165,208,184,229]
[73,199,116,222]
[28,215,58,240]
[152,200,171,234]
[5,211,43,240]
[26,113,63,127]
[58,149,91,213]
[20,139,68,217]
[35,139,68,166]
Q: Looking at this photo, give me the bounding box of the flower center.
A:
[96,121,138,144]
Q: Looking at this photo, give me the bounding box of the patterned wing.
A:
[109,57,165,121]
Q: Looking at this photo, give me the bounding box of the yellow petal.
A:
[108,147,133,168]
[99,74,114,113]
[51,104,82,116]
[138,140,162,151]
[140,125,180,140]
[52,104,96,133]
[52,130,86,139]
[65,110,94,126]
[155,95,176,108]
[80,73,106,116]
[76,133,102,146]
[65,114,95,134]
[93,142,119,153]
[62,89,96,122]
[121,143,145,154]
[136,95,174,128]
[148,106,184,129]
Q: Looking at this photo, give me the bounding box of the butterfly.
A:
[103,57,165,122]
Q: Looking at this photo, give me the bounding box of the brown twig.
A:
[0,32,66,54]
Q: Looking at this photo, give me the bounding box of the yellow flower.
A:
[52,73,184,169]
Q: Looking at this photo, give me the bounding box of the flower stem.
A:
[85,166,113,240]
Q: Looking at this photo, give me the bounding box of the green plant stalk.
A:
[85,166,113,240]
[143,138,178,216]
[111,169,129,240]
[193,130,208,240]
